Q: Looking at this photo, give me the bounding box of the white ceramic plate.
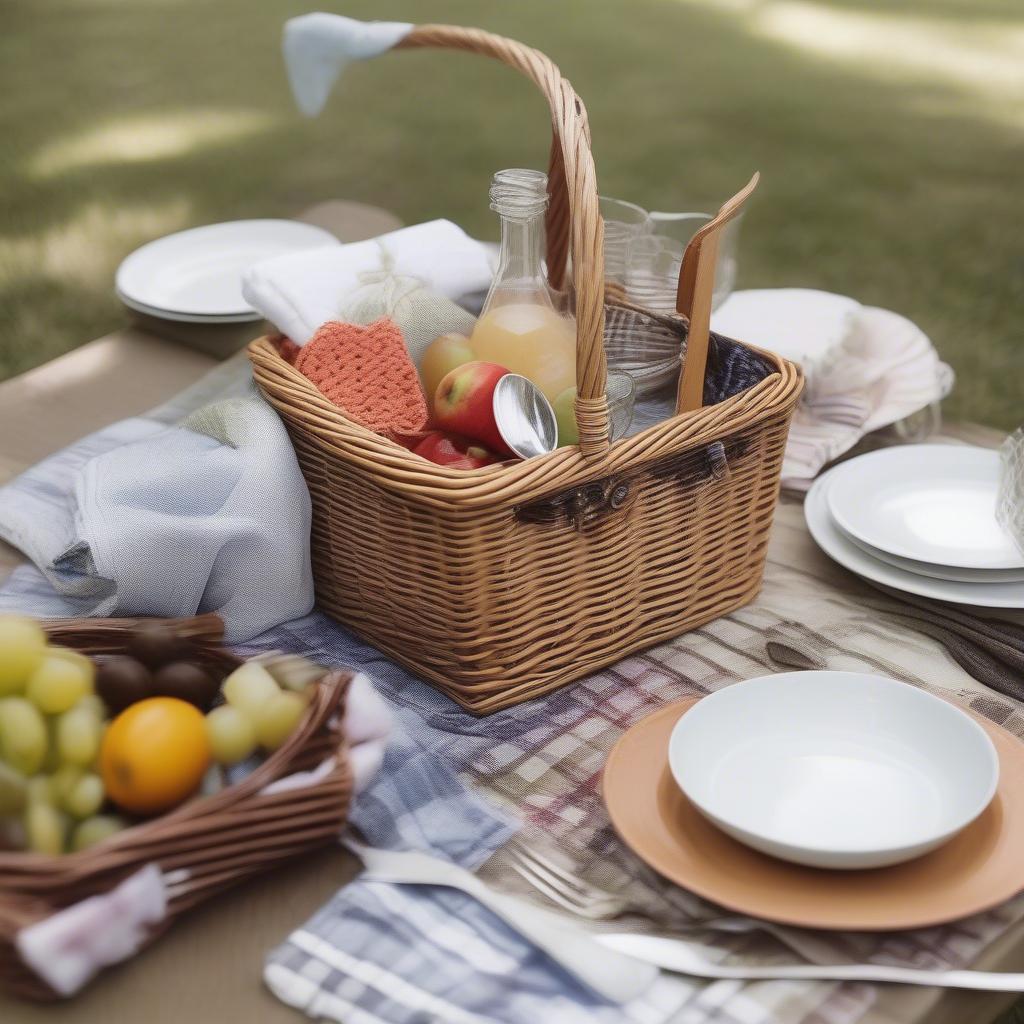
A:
[114,289,264,324]
[839,528,1024,584]
[116,219,337,321]
[827,445,1024,570]
[668,672,999,869]
[807,472,1024,609]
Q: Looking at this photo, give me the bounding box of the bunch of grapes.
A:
[205,662,310,766]
[0,616,126,855]
[0,615,315,857]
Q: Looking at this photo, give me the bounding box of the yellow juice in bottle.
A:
[471,302,576,403]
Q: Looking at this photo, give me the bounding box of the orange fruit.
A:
[100,697,211,815]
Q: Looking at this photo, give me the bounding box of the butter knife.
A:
[598,933,1024,991]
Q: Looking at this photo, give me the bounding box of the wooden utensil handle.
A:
[675,173,760,415]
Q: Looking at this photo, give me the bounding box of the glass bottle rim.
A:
[491,168,549,218]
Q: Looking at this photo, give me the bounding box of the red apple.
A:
[412,431,499,470]
[433,361,513,456]
[420,333,475,413]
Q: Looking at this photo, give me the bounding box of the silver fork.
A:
[505,838,629,920]
[505,839,810,953]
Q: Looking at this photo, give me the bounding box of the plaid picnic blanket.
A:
[1,355,1023,1024]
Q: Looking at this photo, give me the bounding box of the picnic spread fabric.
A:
[2,341,1024,1022]
[2,350,1024,1015]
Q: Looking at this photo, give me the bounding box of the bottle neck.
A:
[496,212,546,285]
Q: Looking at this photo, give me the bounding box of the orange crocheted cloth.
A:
[294,318,428,437]
[276,337,301,364]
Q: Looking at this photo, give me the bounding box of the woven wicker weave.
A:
[249,23,803,714]
[0,615,354,1001]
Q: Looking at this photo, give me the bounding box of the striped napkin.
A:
[711,290,953,489]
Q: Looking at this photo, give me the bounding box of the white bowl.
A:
[669,672,999,869]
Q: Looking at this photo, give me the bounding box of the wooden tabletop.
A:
[0,204,1019,1024]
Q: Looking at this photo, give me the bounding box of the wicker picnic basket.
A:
[0,614,354,1001]
[249,24,803,715]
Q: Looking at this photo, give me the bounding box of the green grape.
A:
[0,615,47,696]
[0,697,48,775]
[47,647,96,679]
[49,764,83,808]
[71,814,127,852]
[205,705,257,765]
[254,691,308,751]
[24,802,67,855]
[63,773,104,819]
[25,775,53,806]
[56,705,103,766]
[25,654,93,715]
[222,662,280,718]
[0,761,27,815]
[77,693,107,720]
[41,717,62,773]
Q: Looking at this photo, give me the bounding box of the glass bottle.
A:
[471,169,577,404]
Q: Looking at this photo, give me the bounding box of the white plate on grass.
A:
[806,472,1024,608]
[668,671,999,869]
[116,219,337,321]
[826,446,1023,571]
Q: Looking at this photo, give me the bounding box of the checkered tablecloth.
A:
[2,353,1023,1024]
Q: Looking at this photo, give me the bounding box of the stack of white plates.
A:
[806,445,1024,609]
[115,220,337,323]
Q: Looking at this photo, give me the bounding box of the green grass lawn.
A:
[1,0,1021,428]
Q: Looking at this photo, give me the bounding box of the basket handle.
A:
[392,25,609,455]
[675,173,759,414]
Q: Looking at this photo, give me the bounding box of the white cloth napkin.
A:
[712,289,953,488]
[283,13,413,118]
[712,288,861,378]
[241,220,493,347]
[0,387,314,643]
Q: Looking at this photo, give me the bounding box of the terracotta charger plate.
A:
[603,697,1024,931]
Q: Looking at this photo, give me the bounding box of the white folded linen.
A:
[241,220,493,346]
[283,13,413,118]
[712,288,862,380]
[712,289,953,488]
[0,386,314,643]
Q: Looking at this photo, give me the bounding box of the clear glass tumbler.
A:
[630,210,744,313]
[599,196,651,286]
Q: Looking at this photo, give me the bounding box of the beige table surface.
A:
[0,204,1020,1024]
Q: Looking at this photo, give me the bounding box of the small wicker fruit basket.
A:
[0,614,354,1002]
[250,23,803,715]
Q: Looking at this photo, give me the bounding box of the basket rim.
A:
[248,335,804,505]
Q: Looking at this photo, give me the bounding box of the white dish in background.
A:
[806,473,1024,609]
[116,219,338,321]
[826,445,1024,571]
[839,528,1024,584]
[668,671,999,870]
[115,289,263,324]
